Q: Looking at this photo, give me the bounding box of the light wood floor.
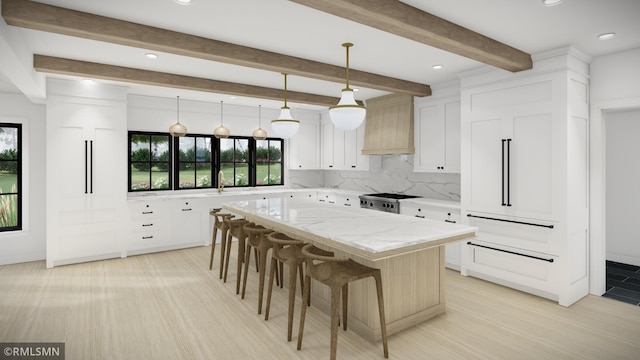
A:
[1,245,639,360]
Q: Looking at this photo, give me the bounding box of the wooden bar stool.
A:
[223,217,251,294]
[208,209,235,279]
[264,232,307,341]
[241,223,275,315]
[297,243,389,360]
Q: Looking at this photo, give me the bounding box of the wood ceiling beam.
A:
[289,0,533,72]
[33,55,341,107]
[1,0,431,97]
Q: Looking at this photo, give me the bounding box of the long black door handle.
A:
[501,139,505,206]
[506,139,511,206]
[90,140,94,194]
[84,140,88,194]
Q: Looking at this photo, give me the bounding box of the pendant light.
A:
[329,43,366,132]
[213,100,230,139]
[271,73,299,139]
[169,96,187,137]
[252,105,268,140]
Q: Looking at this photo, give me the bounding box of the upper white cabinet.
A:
[459,48,590,307]
[46,79,128,267]
[320,115,371,170]
[414,95,461,173]
[288,120,320,169]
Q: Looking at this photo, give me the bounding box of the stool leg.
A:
[241,242,253,299]
[286,261,298,341]
[223,231,233,283]
[209,226,218,270]
[297,274,312,351]
[330,285,341,360]
[234,237,245,294]
[373,271,389,358]
[342,283,348,331]
[265,257,278,321]
[218,227,228,279]
[257,243,269,314]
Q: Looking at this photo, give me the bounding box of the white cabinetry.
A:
[414,95,461,173]
[400,201,461,270]
[321,116,371,170]
[460,49,590,306]
[128,199,170,254]
[45,80,128,268]
[288,120,320,169]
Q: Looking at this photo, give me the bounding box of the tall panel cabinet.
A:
[46,79,128,267]
[460,47,590,306]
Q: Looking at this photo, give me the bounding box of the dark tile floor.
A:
[603,260,640,306]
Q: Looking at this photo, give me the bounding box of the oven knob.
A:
[369,203,373,207]
[390,204,395,209]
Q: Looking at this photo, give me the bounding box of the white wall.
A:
[0,91,46,265]
[605,109,640,266]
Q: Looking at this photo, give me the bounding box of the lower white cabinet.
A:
[128,199,171,254]
[400,200,462,270]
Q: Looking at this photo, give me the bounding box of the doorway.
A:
[591,103,640,306]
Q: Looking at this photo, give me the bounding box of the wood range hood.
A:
[362,94,414,155]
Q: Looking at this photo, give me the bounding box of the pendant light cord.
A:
[259,105,262,127]
[342,42,353,90]
[282,73,289,109]
[220,100,224,125]
[176,96,180,123]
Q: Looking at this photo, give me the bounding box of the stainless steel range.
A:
[359,193,421,214]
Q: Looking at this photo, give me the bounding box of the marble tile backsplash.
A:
[288,155,461,202]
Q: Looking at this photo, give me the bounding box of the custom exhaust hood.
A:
[361,93,415,155]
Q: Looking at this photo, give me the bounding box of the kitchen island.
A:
[224,197,477,341]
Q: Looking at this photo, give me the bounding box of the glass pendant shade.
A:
[330,43,366,132]
[272,107,299,139]
[253,105,268,140]
[271,73,299,139]
[214,100,230,139]
[169,96,188,137]
[330,89,366,131]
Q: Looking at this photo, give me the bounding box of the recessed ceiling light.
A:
[145,53,158,59]
[353,88,360,92]
[175,0,192,4]
[82,79,95,84]
[432,64,443,70]
[598,32,616,40]
[542,0,563,6]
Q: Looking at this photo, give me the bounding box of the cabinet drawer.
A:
[464,240,558,294]
[466,214,557,256]
[129,201,165,217]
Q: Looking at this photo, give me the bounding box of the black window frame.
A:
[173,134,218,190]
[127,132,284,192]
[254,138,284,187]
[128,131,173,192]
[0,123,22,232]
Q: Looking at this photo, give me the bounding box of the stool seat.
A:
[208,209,235,279]
[297,243,389,360]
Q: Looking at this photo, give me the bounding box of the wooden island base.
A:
[303,245,446,342]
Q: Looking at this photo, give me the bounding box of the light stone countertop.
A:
[224,197,476,261]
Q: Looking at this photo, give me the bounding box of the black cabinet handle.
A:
[467,214,554,229]
[506,138,511,206]
[142,236,154,240]
[142,223,153,227]
[84,141,88,194]
[182,208,192,212]
[467,241,554,263]
[89,140,93,194]
[501,139,506,206]
[142,211,153,214]
[444,219,456,223]
[415,215,425,218]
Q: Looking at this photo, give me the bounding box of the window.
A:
[256,139,283,186]
[129,132,172,191]
[175,135,214,189]
[0,124,21,231]
[128,132,283,191]
[219,137,250,187]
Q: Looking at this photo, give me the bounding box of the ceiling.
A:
[1,0,639,111]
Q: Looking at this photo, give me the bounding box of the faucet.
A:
[218,170,224,193]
